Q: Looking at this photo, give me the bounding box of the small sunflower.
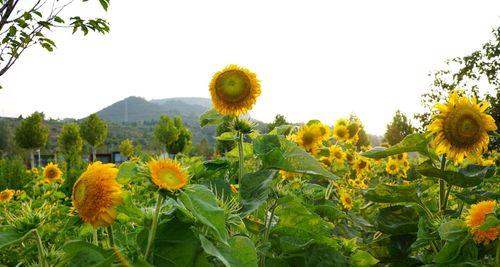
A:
[315,123,331,141]
[296,125,323,154]
[209,64,261,116]
[353,157,370,174]
[340,190,353,210]
[345,152,356,165]
[394,153,408,162]
[400,159,410,173]
[329,145,345,164]
[386,159,399,175]
[320,157,333,168]
[43,163,63,183]
[147,158,189,191]
[333,125,350,142]
[428,90,497,163]
[279,170,297,181]
[335,118,349,127]
[0,189,15,203]
[465,200,499,244]
[72,162,123,228]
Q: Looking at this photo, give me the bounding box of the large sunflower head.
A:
[465,200,499,244]
[0,189,15,203]
[428,90,497,164]
[296,125,323,154]
[386,159,399,175]
[43,163,63,183]
[329,145,345,164]
[147,158,189,191]
[72,162,122,228]
[209,64,261,116]
[333,125,350,142]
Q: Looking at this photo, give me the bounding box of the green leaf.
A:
[434,238,468,264]
[116,161,137,184]
[438,219,468,242]
[58,240,114,267]
[216,132,236,141]
[179,184,228,243]
[361,133,431,159]
[351,250,379,267]
[454,189,499,204]
[226,143,253,158]
[200,109,224,127]
[376,206,419,235]
[363,182,429,203]
[240,170,277,216]
[411,217,437,249]
[0,225,25,249]
[200,235,258,267]
[98,0,110,11]
[416,161,494,187]
[116,191,143,223]
[478,215,500,231]
[253,134,338,180]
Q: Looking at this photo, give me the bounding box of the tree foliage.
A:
[267,114,289,132]
[0,0,111,83]
[58,123,83,157]
[384,110,415,146]
[79,113,108,148]
[13,112,48,150]
[119,139,135,159]
[154,115,192,155]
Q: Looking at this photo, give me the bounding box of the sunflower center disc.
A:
[335,152,342,159]
[302,131,316,145]
[159,169,180,186]
[444,106,482,148]
[215,70,251,103]
[48,169,56,178]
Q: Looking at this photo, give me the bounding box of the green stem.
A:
[496,238,500,267]
[237,131,245,187]
[442,185,452,211]
[439,155,447,211]
[260,200,278,267]
[93,228,99,246]
[107,225,115,248]
[33,229,47,267]
[145,193,164,261]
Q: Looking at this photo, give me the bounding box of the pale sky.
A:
[1,0,499,135]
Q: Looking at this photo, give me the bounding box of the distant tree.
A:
[193,138,210,159]
[154,115,179,155]
[80,114,108,162]
[119,139,135,160]
[267,114,289,132]
[0,0,111,85]
[58,123,83,194]
[166,117,192,155]
[14,112,48,167]
[0,120,13,156]
[215,117,236,155]
[384,110,415,146]
[415,25,499,130]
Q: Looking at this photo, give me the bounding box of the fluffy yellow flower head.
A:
[333,125,350,142]
[465,200,499,244]
[0,189,15,203]
[209,64,261,116]
[428,90,497,163]
[147,158,189,191]
[72,162,123,228]
[43,162,63,183]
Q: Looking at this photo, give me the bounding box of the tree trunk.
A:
[91,146,96,162]
[30,149,35,169]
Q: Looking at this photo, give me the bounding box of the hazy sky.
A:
[1,0,499,134]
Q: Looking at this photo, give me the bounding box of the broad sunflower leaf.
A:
[361,133,432,159]
[376,206,419,235]
[416,161,495,187]
[216,132,236,141]
[200,109,224,127]
[199,235,258,267]
[0,225,25,249]
[253,134,338,180]
[351,250,379,267]
[116,161,138,185]
[57,240,115,267]
[240,170,277,216]
[438,219,468,242]
[179,184,228,244]
[454,189,500,204]
[363,182,429,204]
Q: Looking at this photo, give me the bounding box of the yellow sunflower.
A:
[209,64,261,116]
[345,152,357,165]
[428,90,497,163]
[335,118,349,127]
[316,123,331,141]
[394,153,408,162]
[329,145,345,164]
[0,189,15,203]
[465,200,499,244]
[147,158,189,191]
[386,159,399,175]
[72,162,123,228]
[279,170,297,181]
[295,125,323,154]
[333,125,350,142]
[353,157,370,174]
[340,190,353,210]
[43,163,63,183]
[319,157,332,168]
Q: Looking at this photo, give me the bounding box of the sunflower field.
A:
[0,65,499,267]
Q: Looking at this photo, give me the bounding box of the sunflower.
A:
[345,152,356,165]
[43,163,63,183]
[428,90,497,163]
[279,170,297,181]
[316,123,331,141]
[295,125,323,154]
[394,153,408,162]
[400,159,410,173]
[465,200,499,244]
[147,158,189,191]
[72,162,122,228]
[353,157,370,174]
[333,125,350,142]
[209,64,261,116]
[340,190,353,210]
[329,145,345,164]
[335,118,349,127]
[0,189,15,203]
[386,159,399,175]
[320,157,332,168]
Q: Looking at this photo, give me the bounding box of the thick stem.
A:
[93,228,99,246]
[438,155,447,211]
[92,146,96,162]
[442,185,452,211]
[33,229,47,267]
[237,132,244,187]
[145,193,164,261]
[30,149,35,169]
[260,200,278,267]
[107,225,115,248]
